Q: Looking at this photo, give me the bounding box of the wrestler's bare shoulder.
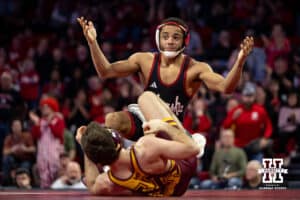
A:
[133,52,155,68]
[188,57,212,73]
[132,52,153,59]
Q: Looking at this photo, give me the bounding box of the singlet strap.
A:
[130,147,146,176]
[145,53,160,88]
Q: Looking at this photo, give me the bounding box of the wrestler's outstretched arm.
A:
[198,36,254,93]
[77,17,141,78]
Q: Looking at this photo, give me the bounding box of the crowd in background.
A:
[0,0,300,189]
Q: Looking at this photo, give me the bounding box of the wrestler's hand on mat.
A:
[77,16,97,44]
[238,36,254,61]
[76,126,87,145]
[143,119,166,135]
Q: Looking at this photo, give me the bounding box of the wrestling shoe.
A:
[192,133,206,158]
[128,104,146,122]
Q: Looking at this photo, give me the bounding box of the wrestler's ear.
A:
[115,143,121,151]
[78,126,87,134]
[76,126,87,144]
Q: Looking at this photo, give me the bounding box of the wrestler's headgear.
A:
[81,122,123,166]
[155,17,190,58]
[108,128,123,151]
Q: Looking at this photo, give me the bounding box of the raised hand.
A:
[77,16,97,44]
[232,108,243,120]
[29,111,40,125]
[238,36,254,61]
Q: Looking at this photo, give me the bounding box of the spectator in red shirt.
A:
[184,97,212,173]
[222,82,273,161]
[183,97,212,137]
[19,58,40,110]
[87,76,104,121]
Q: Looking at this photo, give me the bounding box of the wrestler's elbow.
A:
[89,181,111,196]
[223,87,234,94]
[218,83,234,94]
[190,143,201,157]
[96,68,110,79]
[87,184,97,195]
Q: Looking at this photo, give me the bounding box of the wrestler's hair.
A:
[161,17,188,33]
[81,122,119,165]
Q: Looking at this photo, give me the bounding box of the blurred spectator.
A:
[68,88,90,130]
[262,24,291,69]
[265,79,281,127]
[72,44,94,78]
[271,56,294,103]
[65,67,86,99]
[63,129,76,161]
[226,97,239,114]
[30,97,65,188]
[222,82,273,161]
[200,129,247,190]
[102,41,116,62]
[19,58,40,110]
[8,34,23,69]
[0,72,23,168]
[50,1,71,29]
[278,91,300,156]
[208,30,234,73]
[292,48,300,88]
[34,38,52,84]
[140,38,156,52]
[255,85,267,106]
[51,161,86,189]
[116,79,135,110]
[42,69,65,100]
[95,103,116,125]
[50,47,71,80]
[125,76,143,101]
[87,76,103,121]
[184,21,203,59]
[183,97,212,137]
[206,1,229,32]
[0,48,10,74]
[15,168,33,189]
[242,160,263,189]
[57,152,71,178]
[2,119,35,186]
[184,97,213,172]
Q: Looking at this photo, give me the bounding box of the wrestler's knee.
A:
[138,91,156,106]
[105,112,123,129]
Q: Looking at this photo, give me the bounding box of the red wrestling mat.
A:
[0,189,300,200]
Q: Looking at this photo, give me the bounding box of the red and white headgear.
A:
[155,19,190,58]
